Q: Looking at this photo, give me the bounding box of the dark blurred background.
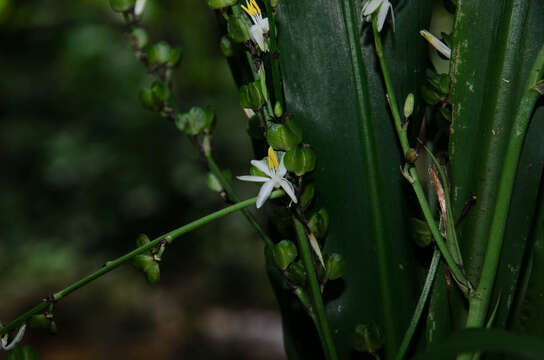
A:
[0,0,284,358]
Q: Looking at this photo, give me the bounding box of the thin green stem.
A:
[0,190,284,336]
[204,152,274,249]
[463,46,544,332]
[371,19,470,291]
[263,0,283,109]
[293,217,338,360]
[395,248,441,360]
[245,50,273,121]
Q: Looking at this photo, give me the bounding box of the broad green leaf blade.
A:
[447,0,544,330]
[275,0,431,358]
[412,328,544,360]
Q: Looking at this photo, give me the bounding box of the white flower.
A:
[361,0,395,32]
[420,30,451,59]
[134,0,147,17]
[237,147,298,208]
[1,324,26,351]
[241,0,270,52]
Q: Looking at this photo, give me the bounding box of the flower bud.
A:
[308,208,329,238]
[206,0,237,10]
[227,15,250,43]
[274,101,283,118]
[285,260,306,285]
[147,41,172,66]
[273,240,298,270]
[220,36,234,57]
[266,120,303,151]
[353,323,384,354]
[109,0,136,12]
[206,170,231,192]
[300,183,315,210]
[409,218,432,248]
[403,93,414,118]
[130,28,148,49]
[28,315,49,330]
[151,81,170,102]
[284,145,316,176]
[239,82,264,109]
[325,253,345,280]
[405,148,418,164]
[178,106,216,135]
[138,88,161,111]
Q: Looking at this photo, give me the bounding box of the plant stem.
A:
[293,217,338,360]
[395,248,441,360]
[462,46,544,333]
[0,190,284,336]
[204,152,275,249]
[263,0,283,109]
[371,19,470,291]
[245,50,274,119]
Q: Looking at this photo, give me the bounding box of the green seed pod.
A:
[136,233,151,247]
[147,41,172,66]
[138,87,161,111]
[266,121,303,152]
[179,106,216,135]
[109,0,136,12]
[270,0,278,7]
[300,183,315,210]
[239,82,264,109]
[132,254,160,284]
[167,47,182,67]
[227,14,250,43]
[403,93,415,118]
[28,314,50,330]
[220,36,234,57]
[405,148,418,164]
[421,85,443,105]
[285,260,306,285]
[206,0,237,9]
[352,323,384,354]
[284,145,316,176]
[308,208,329,238]
[325,253,345,280]
[274,101,283,118]
[409,218,432,248]
[273,240,298,270]
[151,81,170,102]
[130,28,148,49]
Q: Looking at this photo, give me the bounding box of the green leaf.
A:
[412,328,544,360]
[447,0,544,332]
[273,0,431,357]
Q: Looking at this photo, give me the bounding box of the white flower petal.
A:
[237,175,270,183]
[243,108,255,118]
[389,4,395,32]
[134,0,146,16]
[276,154,287,177]
[261,17,269,33]
[420,30,451,59]
[250,25,267,52]
[3,324,26,351]
[377,0,389,31]
[250,159,272,177]
[256,181,275,208]
[279,179,298,204]
[363,0,383,16]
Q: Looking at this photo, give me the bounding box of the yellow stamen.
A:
[241,0,261,16]
[268,146,279,170]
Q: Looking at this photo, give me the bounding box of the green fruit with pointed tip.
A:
[403,93,415,118]
[300,183,315,209]
[28,314,49,330]
[284,145,316,176]
[206,0,237,9]
[273,240,298,270]
[274,101,283,117]
[239,82,264,109]
[138,88,161,111]
[308,208,329,238]
[151,81,170,102]
[285,260,306,285]
[147,41,172,65]
[178,106,216,135]
[227,15,250,43]
[266,121,303,151]
[109,0,135,12]
[325,253,345,280]
[352,323,384,354]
